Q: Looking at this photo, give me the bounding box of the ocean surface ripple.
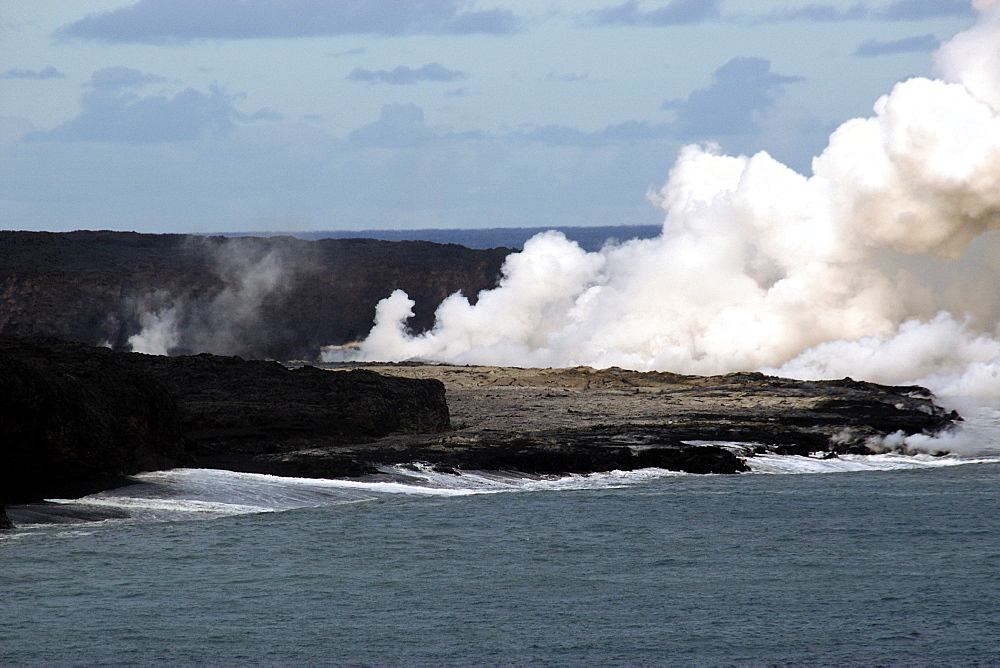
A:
[3,458,998,665]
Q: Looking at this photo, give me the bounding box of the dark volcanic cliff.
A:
[0,337,450,506]
[0,231,511,360]
[0,338,185,504]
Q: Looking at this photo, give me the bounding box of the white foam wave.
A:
[18,448,994,530]
[747,452,1000,475]
[22,467,669,527]
[63,495,267,516]
[384,463,687,493]
[20,410,1000,530]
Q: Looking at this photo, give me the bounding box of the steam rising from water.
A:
[332,3,1000,403]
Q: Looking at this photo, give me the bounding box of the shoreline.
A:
[137,361,961,483]
[8,452,997,529]
[0,339,962,529]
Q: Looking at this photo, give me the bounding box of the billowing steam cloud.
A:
[129,237,308,356]
[330,1,1000,413]
[127,290,181,356]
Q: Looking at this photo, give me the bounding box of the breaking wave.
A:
[9,451,999,530]
[746,452,1000,475]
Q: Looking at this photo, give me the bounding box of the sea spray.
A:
[333,2,1000,405]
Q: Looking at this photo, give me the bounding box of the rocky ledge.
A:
[289,363,960,478]
[0,337,448,509]
[0,339,960,528]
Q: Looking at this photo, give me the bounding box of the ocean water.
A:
[3,455,999,665]
[222,224,663,252]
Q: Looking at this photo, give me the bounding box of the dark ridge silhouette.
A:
[0,230,511,360]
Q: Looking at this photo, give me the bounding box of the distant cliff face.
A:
[0,231,510,360]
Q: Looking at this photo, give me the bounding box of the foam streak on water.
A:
[32,465,685,525]
[7,408,999,530]
[746,452,1000,474]
[4,457,998,666]
[7,447,994,530]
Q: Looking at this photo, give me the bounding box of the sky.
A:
[0,0,978,233]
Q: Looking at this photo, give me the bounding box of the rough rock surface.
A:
[140,354,450,462]
[0,231,510,360]
[298,364,960,475]
[0,338,449,507]
[0,338,185,504]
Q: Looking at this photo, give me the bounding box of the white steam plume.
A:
[127,295,180,356]
[330,3,1000,409]
[128,238,305,356]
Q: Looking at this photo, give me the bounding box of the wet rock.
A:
[0,505,13,530]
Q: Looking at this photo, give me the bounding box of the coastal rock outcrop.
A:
[0,338,185,504]
[0,338,450,507]
[320,363,961,467]
[138,353,450,462]
[327,431,751,476]
[0,340,963,527]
